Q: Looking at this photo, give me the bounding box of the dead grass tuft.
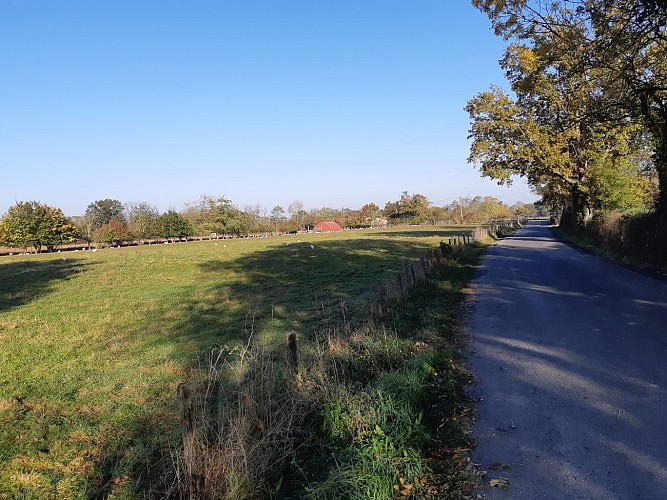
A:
[166,346,309,499]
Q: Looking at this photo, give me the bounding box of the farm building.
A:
[313,221,343,233]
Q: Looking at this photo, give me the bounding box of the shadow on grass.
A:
[0,258,91,313]
[74,236,460,498]
[79,235,448,497]
[201,237,443,333]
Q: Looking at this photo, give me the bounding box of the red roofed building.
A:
[313,221,343,233]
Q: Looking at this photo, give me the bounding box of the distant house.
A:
[313,221,343,233]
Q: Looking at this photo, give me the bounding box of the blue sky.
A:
[1,1,536,216]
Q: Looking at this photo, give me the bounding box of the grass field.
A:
[0,226,480,498]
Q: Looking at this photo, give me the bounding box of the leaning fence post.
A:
[287,331,298,374]
[177,382,199,483]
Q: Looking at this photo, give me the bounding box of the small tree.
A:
[93,220,131,247]
[0,201,78,252]
[157,211,193,242]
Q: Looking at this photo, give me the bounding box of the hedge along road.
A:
[468,220,667,499]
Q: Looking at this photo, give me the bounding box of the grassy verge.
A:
[281,242,486,499]
[0,226,483,498]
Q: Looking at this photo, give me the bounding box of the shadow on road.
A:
[469,222,667,498]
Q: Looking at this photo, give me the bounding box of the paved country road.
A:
[468,221,667,499]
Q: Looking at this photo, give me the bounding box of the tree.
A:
[468,0,654,230]
[126,202,159,242]
[0,201,78,252]
[85,199,125,230]
[288,200,305,228]
[243,204,270,234]
[72,215,96,246]
[511,202,538,219]
[360,203,380,220]
[183,195,248,236]
[93,220,131,247]
[587,0,667,222]
[384,192,432,224]
[270,205,285,231]
[157,211,193,242]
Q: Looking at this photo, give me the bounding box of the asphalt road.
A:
[468,220,667,499]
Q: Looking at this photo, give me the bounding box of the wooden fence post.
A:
[287,331,298,374]
[177,382,200,483]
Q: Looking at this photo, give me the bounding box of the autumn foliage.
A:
[0,201,78,252]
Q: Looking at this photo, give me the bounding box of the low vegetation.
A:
[555,212,667,276]
[0,225,489,498]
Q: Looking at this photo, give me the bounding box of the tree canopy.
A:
[85,198,126,230]
[383,192,432,224]
[0,201,78,252]
[468,0,665,231]
[157,210,193,241]
[182,195,249,237]
[126,202,159,241]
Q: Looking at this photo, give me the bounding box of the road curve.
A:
[468,220,667,499]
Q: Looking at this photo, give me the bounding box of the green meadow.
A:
[0,226,477,498]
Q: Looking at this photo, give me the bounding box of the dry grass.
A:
[163,346,308,499]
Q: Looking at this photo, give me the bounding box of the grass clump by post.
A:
[164,345,307,499]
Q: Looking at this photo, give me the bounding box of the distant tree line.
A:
[0,192,537,253]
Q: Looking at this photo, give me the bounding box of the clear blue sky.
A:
[1,0,537,216]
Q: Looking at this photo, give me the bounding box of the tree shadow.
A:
[469,221,667,497]
[199,237,440,334]
[1,233,450,498]
[79,235,445,497]
[0,258,91,313]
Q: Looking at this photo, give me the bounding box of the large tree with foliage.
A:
[72,215,96,246]
[269,205,286,231]
[93,220,131,247]
[243,204,270,234]
[85,198,125,230]
[183,195,248,236]
[383,192,432,224]
[469,0,665,231]
[0,201,78,252]
[126,202,159,242]
[157,211,193,242]
[288,200,305,228]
